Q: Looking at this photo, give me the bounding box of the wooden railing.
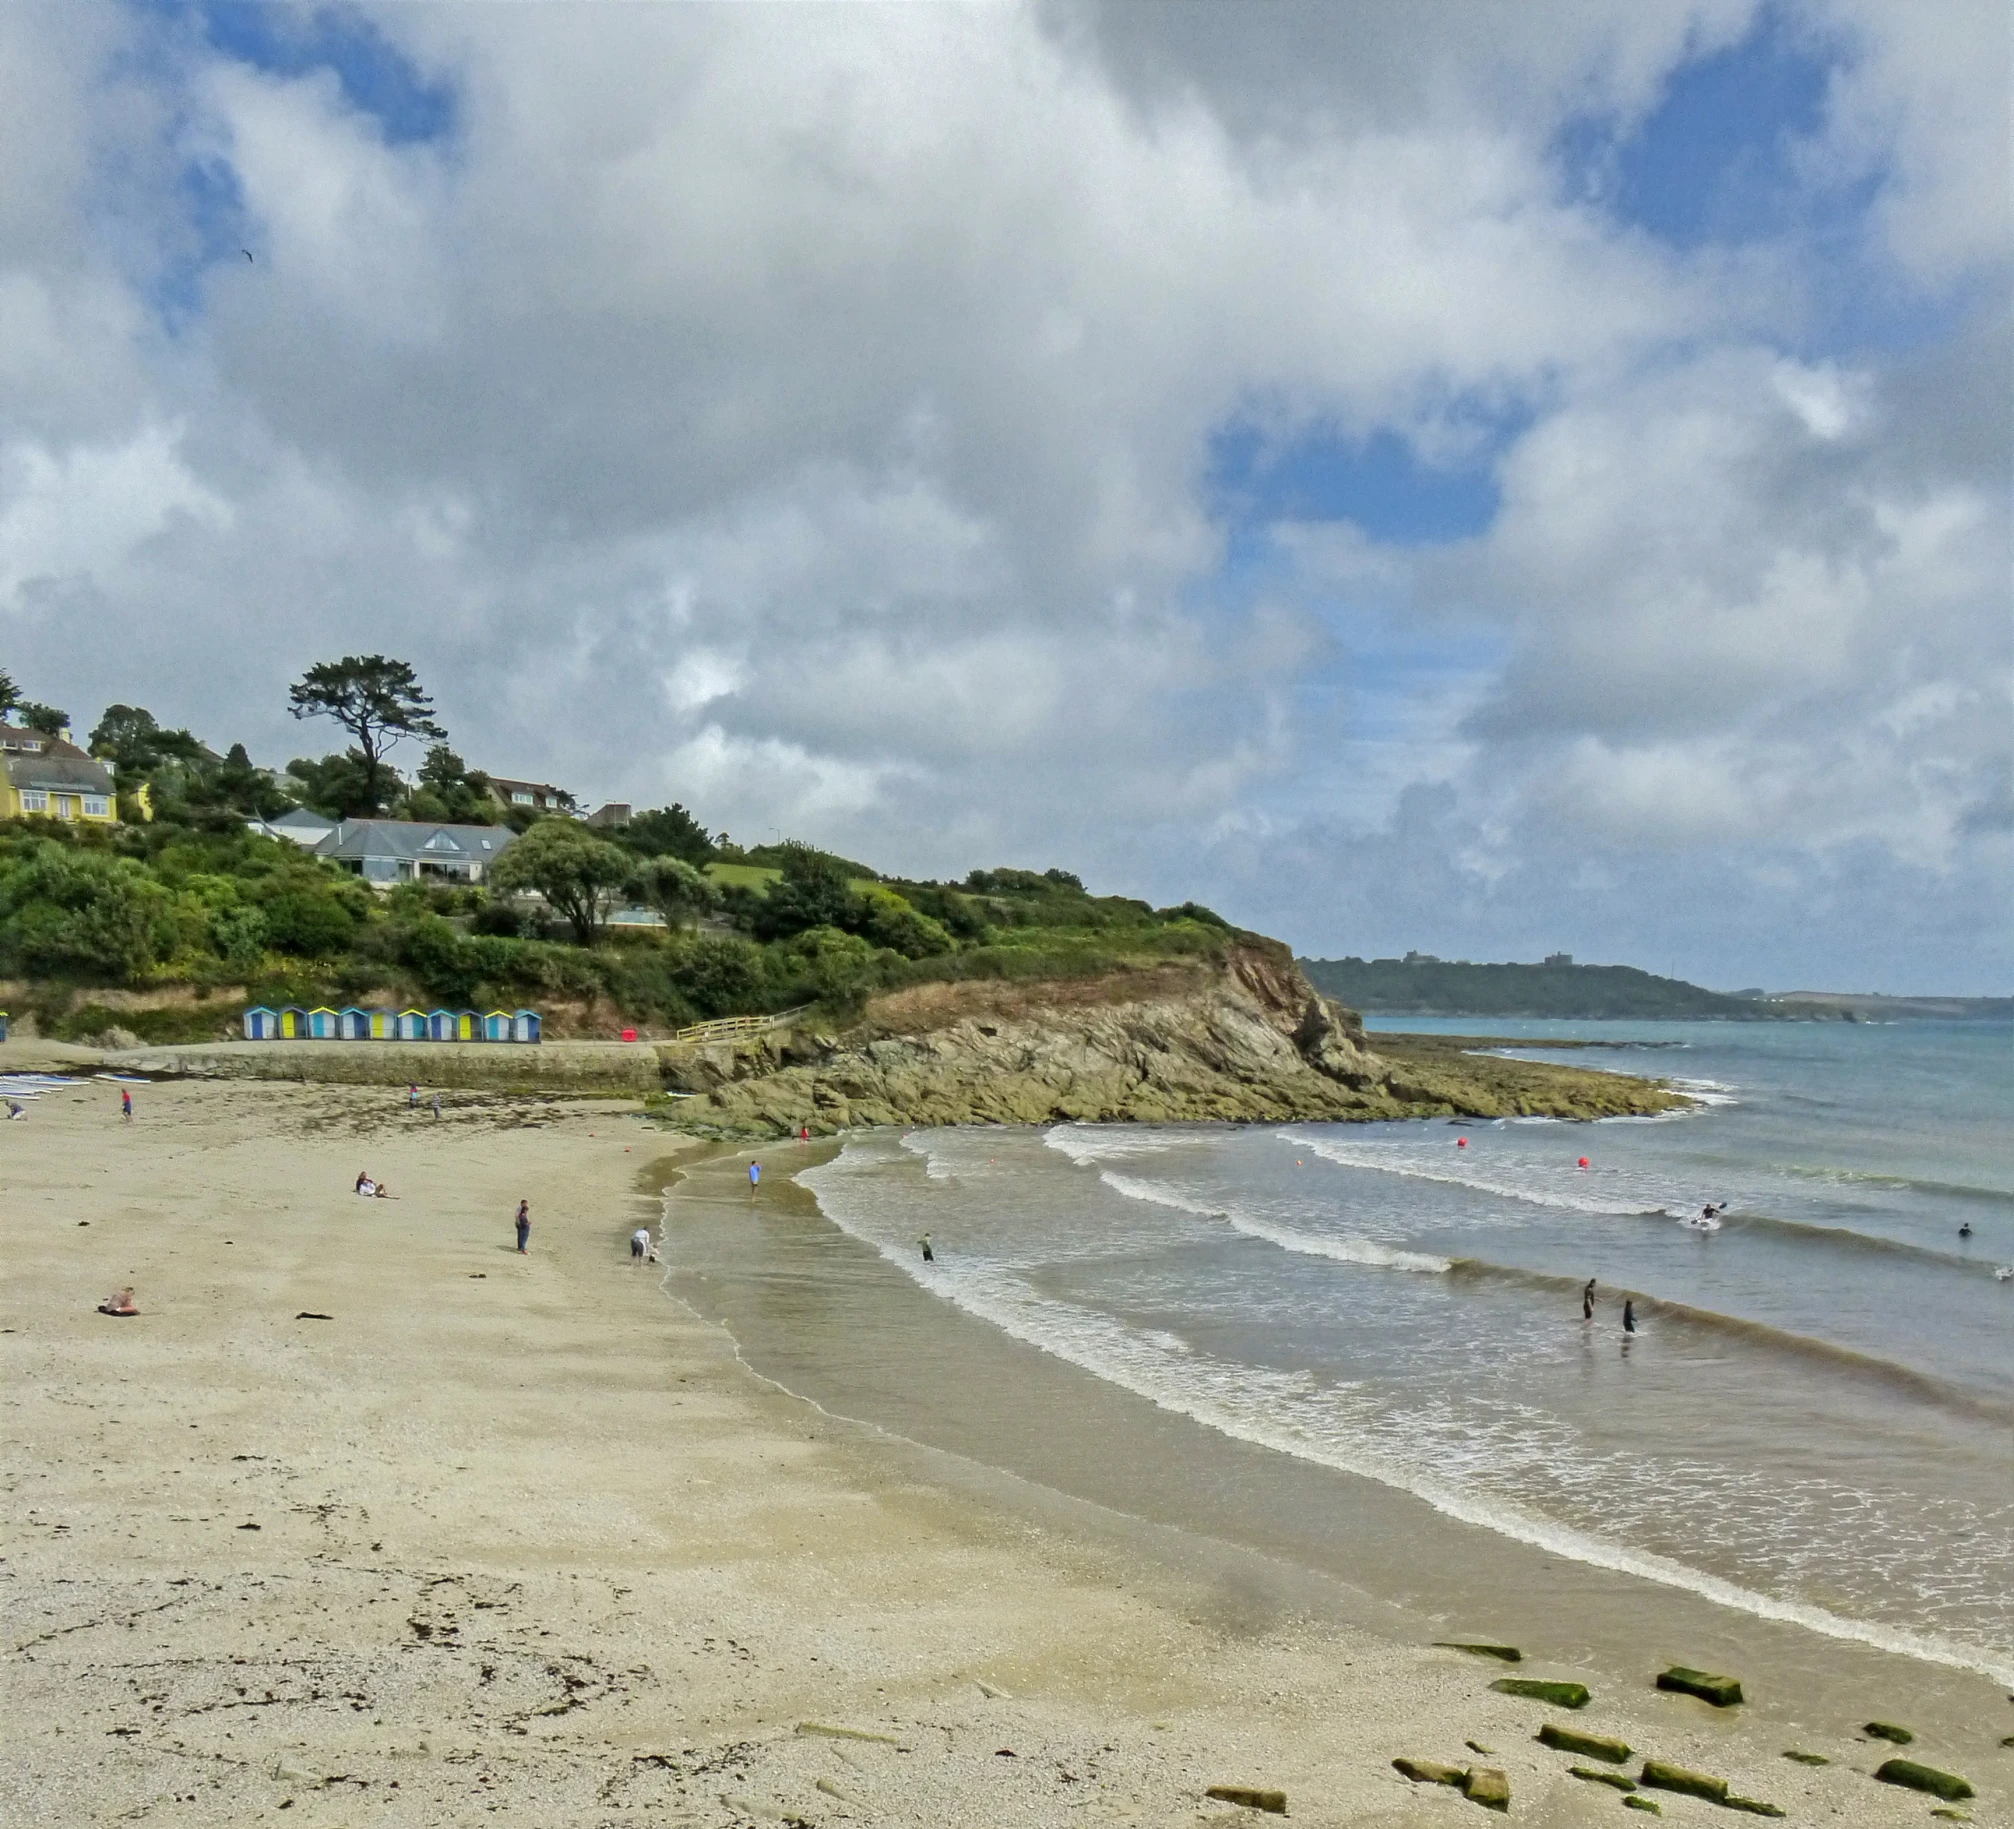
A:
[669,1006,811,1045]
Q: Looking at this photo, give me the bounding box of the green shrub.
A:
[261,890,357,957]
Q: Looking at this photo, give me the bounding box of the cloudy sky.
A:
[2,2,2007,990]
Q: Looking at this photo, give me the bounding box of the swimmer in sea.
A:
[1958,1223,1972,1239]
[1582,1277,1596,1321]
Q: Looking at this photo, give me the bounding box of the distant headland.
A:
[1300,955,2011,1022]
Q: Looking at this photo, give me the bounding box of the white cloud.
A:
[0,1,2001,984]
[0,426,230,606]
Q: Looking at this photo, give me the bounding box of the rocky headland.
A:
[658,941,1687,1136]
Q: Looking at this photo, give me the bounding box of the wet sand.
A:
[2,1075,2001,1825]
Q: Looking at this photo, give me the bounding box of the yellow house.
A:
[0,729,125,824]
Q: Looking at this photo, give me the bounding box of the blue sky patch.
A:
[1558,7,1845,250]
[1208,421,1505,548]
[179,0,456,145]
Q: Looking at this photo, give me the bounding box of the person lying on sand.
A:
[97,1287,138,1316]
[5,1100,24,1120]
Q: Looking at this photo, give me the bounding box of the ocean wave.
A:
[1043,1124,1179,1167]
[799,1155,2014,1687]
[1771,1164,2014,1208]
[1723,1211,2004,1273]
[1098,1170,1451,1273]
[1279,1128,1673,1218]
[1442,1259,2011,1421]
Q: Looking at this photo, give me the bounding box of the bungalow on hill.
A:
[313,818,517,885]
[486,776,574,816]
[0,727,131,824]
[246,806,339,848]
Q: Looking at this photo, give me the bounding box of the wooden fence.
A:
[670,1006,811,1046]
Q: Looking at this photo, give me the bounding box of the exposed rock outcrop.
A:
[660,944,1685,1137]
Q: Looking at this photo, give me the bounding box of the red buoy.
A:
[1456,1137,1468,1148]
[1577,1157,1590,1169]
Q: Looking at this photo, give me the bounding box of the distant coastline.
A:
[1301,956,2012,1022]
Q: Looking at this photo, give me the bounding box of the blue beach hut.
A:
[396,1009,427,1041]
[512,1010,541,1043]
[243,1006,278,1040]
[307,1007,338,1040]
[280,1006,309,1039]
[337,1007,370,1040]
[427,1009,456,1042]
[482,1011,511,1042]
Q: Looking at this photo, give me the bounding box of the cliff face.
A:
[659,944,1683,1135]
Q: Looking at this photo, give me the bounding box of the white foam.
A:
[1043,1124,1179,1167]
[1279,1128,1668,1218]
[1097,1170,1451,1274]
[804,1149,2013,1687]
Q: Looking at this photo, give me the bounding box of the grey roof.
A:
[5,747,115,795]
[314,819,517,863]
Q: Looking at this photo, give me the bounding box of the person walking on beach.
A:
[1622,1298,1637,1335]
[514,1200,531,1254]
[1582,1277,1596,1321]
[408,1083,418,1109]
[747,1161,761,1199]
[920,1233,934,1263]
[631,1226,652,1264]
[432,1092,442,1121]
[121,1086,132,1122]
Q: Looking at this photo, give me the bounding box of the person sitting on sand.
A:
[356,1175,378,1197]
[97,1287,138,1316]
[355,1170,370,1192]
[5,1100,23,1120]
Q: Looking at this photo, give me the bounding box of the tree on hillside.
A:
[613,802,717,865]
[0,669,16,720]
[633,855,717,930]
[287,656,444,813]
[487,819,636,946]
[16,701,69,734]
[406,744,498,825]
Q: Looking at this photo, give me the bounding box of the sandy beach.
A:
[3,1074,2001,1826]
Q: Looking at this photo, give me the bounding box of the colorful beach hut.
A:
[456,1010,479,1042]
[367,1009,393,1039]
[395,1009,427,1041]
[482,1011,511,1042]
[427,1009,457,1042]
[512,1010,541,1043]
[280,1006,309,1039]
[307,1007,338,1040]
[337,1007,371,1040]
[243,1006,278,1040]
[0,1011,8,1042]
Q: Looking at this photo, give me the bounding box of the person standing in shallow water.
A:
[920,1234,934,1263]
[514,1200,531,1254]
[1582,1278,1596,1321]
[1622,1298,1637,1335]
[747,1161,761,1200]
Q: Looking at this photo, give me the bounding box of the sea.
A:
[663,1019,2014,1693]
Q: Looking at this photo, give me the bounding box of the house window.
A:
[19,789,46,812]
[20,740,40,753]
[83,795,109,818]
[511,790,533,806]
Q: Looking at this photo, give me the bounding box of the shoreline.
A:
[672,1142,2014,1695]
[3,1079,2001,1825]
